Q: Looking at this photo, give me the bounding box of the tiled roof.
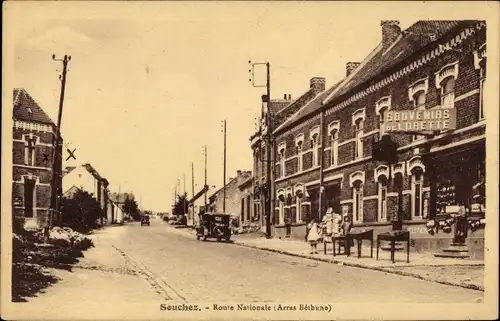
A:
[274,81,343,133]
[13,88,55,125]
[323,20,478,104]
[270,99,293,115]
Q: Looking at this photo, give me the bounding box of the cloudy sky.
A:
[5,1,489,212]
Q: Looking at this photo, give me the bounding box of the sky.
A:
[6,1,489,212]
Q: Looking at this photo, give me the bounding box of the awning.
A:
[188,185,209,205]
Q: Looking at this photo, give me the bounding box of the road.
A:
[110,219,482,303]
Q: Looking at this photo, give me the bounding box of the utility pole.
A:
[204,145,208,208]
[191,162,195,225]
[48,54,71,238]
[318,104,325,221]
[222,120,227,213]
[248,60,272,239]
[183,174,187,215]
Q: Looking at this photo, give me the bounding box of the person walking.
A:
[306,218,321,254]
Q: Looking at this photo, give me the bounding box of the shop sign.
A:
[383,107,457,133]
[13,197,23,207]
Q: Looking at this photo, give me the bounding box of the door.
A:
[24,179,36,218]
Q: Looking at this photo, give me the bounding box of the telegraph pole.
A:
[204,145,208,208]
[222,120,227,213]
[49,54,71,237]
[248,60,272,239]
[191,162,195,225]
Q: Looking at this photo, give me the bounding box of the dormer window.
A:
[435,62,459,109]
[328,121,340,167]
[352,109,365,160]
[309,126,320,167]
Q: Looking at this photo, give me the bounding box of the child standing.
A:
[306,218,320,254]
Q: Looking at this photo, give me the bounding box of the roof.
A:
[13,88,55,125]
[270,99,293,115]
[274,80,343,133]
[323,20,478,105]
[82,163,109,185]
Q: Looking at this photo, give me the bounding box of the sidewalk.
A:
[8,226,161,320]
[169,225,484,291]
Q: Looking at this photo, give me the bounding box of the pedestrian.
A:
[306,218,320,254]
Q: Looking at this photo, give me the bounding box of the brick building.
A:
[272,20,487,254]
[12,88,63,229]
[250,79,331,232]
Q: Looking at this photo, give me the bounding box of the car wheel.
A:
[203,235,207,241]
[196,235,200,240]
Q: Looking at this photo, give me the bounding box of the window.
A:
[412,90,426,142]
[311,134,319,166]
[411,171,424,219]
[328,121,340,167]
[353,184,363,223]
[241,198,245,223]
[441,77,455,109]
[296,141,303,171]
[296,197,302,222]
[376,97,391,137]
[378,184,387,221]
[24,135,37,166]
[355,119,364,159]
[331,130,339,167]
[278,147,286,177]
[479,64,486,120]
[295,134,304,172]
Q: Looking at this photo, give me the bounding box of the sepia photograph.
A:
[1,1,498,320]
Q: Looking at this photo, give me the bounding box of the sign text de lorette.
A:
[383,107,457,133]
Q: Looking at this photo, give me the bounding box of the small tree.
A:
[60,190,101,233]
[123,197,140,221]
[173,193,189,216]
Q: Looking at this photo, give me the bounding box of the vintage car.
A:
[196,213,231,242]
[141,215,150,226]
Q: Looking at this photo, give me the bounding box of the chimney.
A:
[283,94,287,99]
[381,20,401,52]
[288,94,292,100]
[346,62,361,77]
[237,170,242,176]
[310,77,326,95]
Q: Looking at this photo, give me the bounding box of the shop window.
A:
[352,184,364,223]
[441,77,455,109]
[411,171,424,219]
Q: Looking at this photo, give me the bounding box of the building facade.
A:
[250,79,330,232]
[271,20,487,254]
[12,88,63,229]
[63,163,112,225]
[208,170,252,224]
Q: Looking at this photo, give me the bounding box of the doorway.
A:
[24,179,36,218]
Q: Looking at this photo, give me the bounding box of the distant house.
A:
[62,163,112,225]
[12,88,63,229]
[208,170,253,224]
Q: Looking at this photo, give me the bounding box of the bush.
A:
[13,216,26,235]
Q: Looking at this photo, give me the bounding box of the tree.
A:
[60,190,101,232]
[123,197,140,221]
[173,193,189,216]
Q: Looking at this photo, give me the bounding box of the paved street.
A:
[109,220,482,303]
